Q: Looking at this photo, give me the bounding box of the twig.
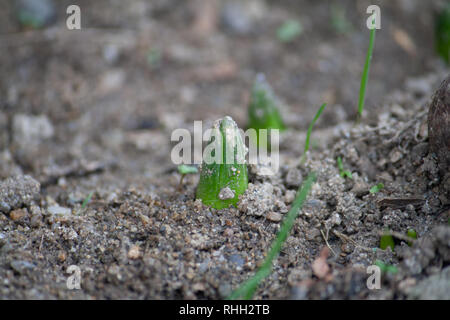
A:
[39,234,44,253]
[321,229,337,257]
[332,230,374,252]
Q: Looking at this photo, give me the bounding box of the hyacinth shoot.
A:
[196,116,248,209]
[247,74,286,147]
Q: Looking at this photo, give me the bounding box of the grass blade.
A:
[300,103,326,164]
[81,191,94,210]
[228,171,317,300]
[356,26,376,123]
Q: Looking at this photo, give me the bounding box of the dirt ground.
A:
[0,0,449,299]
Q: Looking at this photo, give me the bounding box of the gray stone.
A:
[408,266,450,300]
[12,114,54,152]
[0,175,41,213]
[221,1,253,35]
[285,168,303,188]
[47,205,71,216]
[10,260,36,274]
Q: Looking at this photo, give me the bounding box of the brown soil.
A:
[0,0,449,299]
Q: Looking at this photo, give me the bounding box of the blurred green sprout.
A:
[380,229,395,251]
[178,165,198,186]
[277,20,303,43]
[375,260,398,274]
[356,16,376,123]
[435,3,450,64]
[330,4,353,34]
[370,182,384,194]
[247,74,286,148]
[178,165,198,175]
[147,48,162,67]
[337,156,352,179]
[407,228,417,246]
[81,191,94,210]
[300,103,326,164]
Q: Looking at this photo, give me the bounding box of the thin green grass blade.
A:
[228,171,317,300]
[337,157,352,179]
[300,103,326,164]
[81,191,94,210]
[357,26,376,123]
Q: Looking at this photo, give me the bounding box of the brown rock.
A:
[58,251,66,262]
[312,247,331,279]
[9,208,28,221]
[428,75,450,175]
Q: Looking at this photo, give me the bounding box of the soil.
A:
[0,0,449,299]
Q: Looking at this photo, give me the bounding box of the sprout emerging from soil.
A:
[407,229,417,246]
[428,74,450,178]
[435,4,450,64]
[277,20,303,43]
[81,192,94,210]
[370,182,384,194]
[375,260,398,274]
[177,165,198,187]
[356,20,376,123]
[196,116,248,209]
[380,229,395,251]
[300,103,327,164]
[247,74,286,147]
[228,172,317,300]
[337,157,352,179]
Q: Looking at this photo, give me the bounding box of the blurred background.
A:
[0,0,448,183]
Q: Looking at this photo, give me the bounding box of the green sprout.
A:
[228,172,316,300]
[196,116,248,209]
[81,192,94,210]
[247,74,286,148]
[177,165,198,186]
[330,4,353,35]
[337,156,352,179]
[435,3,450,64]
[356,17,376,123]
[380,229,395,251]
[147,48,162,67]
[407,228,417,246]
[277,19,303,43]
[300,103,327,164]
[375,260,398,274]
[370,182,384,194]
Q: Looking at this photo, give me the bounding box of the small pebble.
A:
[284,190,296,204]
[218,187,235,200]
[266,211,282,222]
[9,208,28,221]
[10,260,36,274]
[47,205,71,216]
[128,245,141,260]
[285,168,303,187]
[223,228,234,237]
